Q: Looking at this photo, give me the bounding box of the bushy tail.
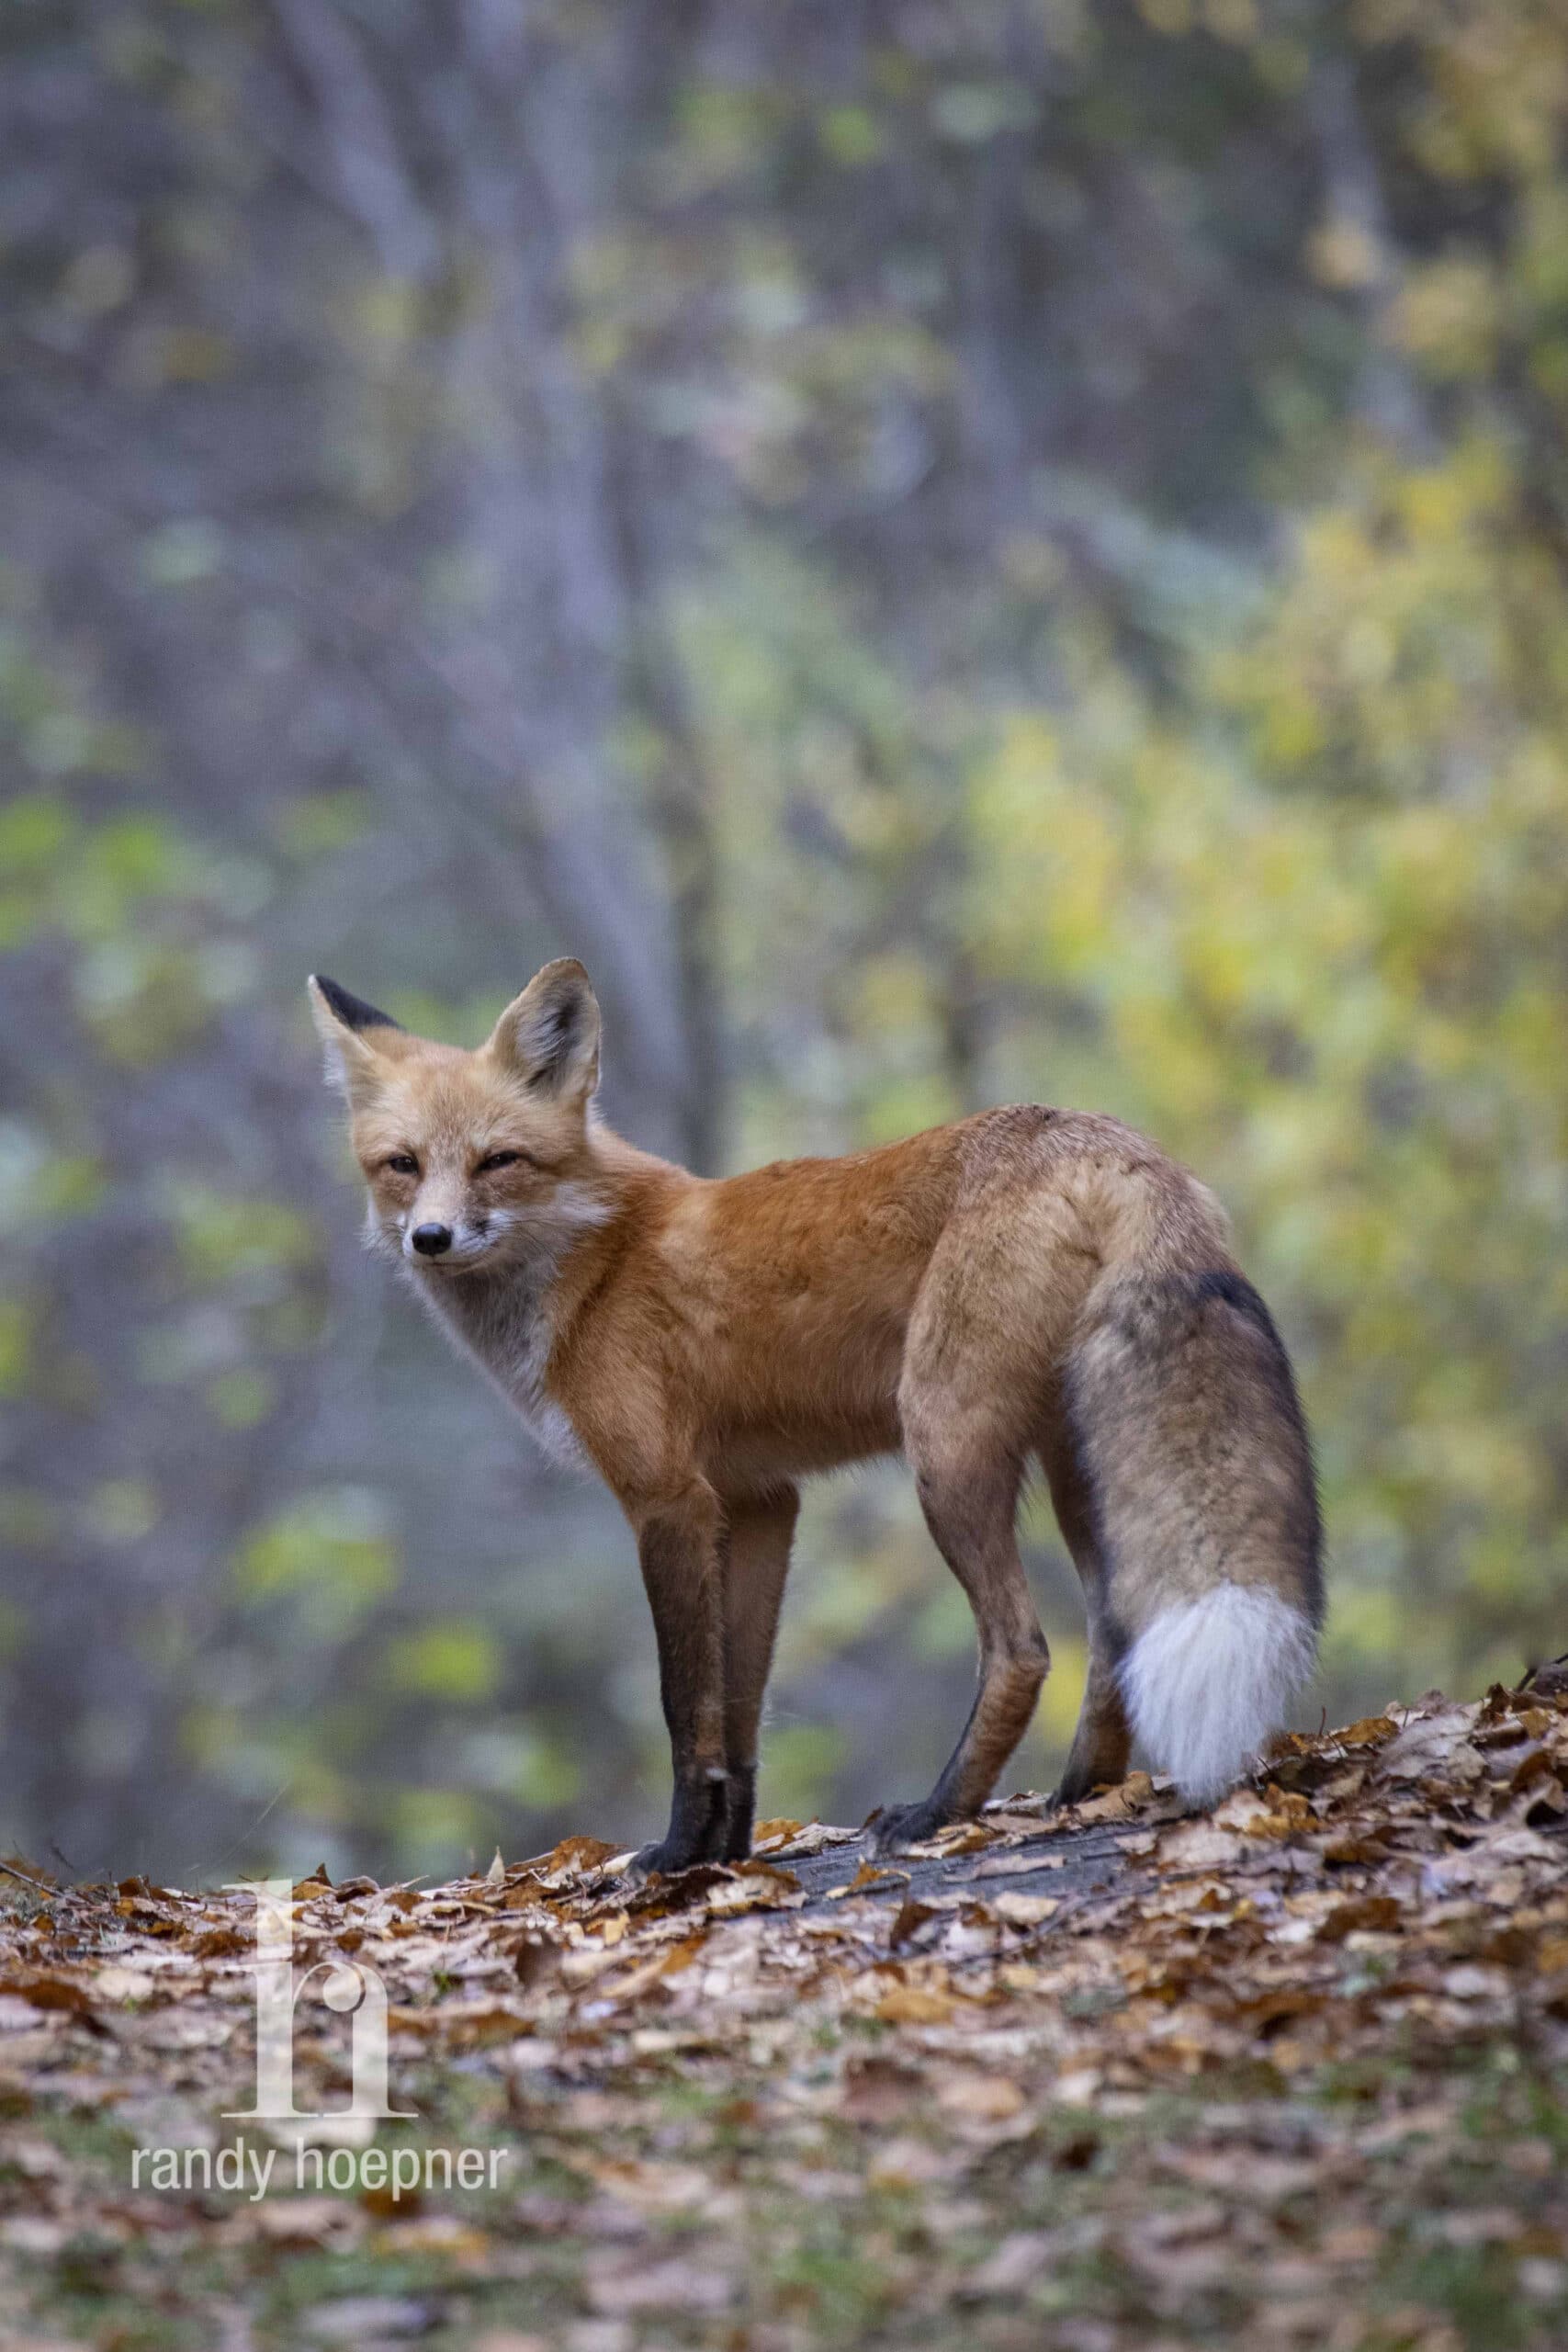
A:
[1066,1265,1323,1809]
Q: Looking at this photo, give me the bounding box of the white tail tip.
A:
[1121,1584,1318,1809]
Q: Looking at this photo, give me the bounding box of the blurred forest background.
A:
[2,0,1565,1885]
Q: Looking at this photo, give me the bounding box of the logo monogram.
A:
[222,1880,414,2126]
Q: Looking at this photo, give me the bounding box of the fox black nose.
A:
[411,1222,452,1258]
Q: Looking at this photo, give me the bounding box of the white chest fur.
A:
[408,1203,605,1474]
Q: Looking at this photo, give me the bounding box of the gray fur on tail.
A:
[1066,1268,1322,1805]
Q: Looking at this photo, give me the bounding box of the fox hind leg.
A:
[1051,1644,1131,1808]
[870,1419,1048,1855]
[1038,1415,1132,1807]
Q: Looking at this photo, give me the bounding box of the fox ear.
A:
[308,974,401,1104]
[486,959,600,1103]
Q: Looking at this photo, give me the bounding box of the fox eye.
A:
[475,1149,525,1175]
[385,1153,419,1177]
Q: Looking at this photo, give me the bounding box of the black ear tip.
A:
[312,975,402,1034]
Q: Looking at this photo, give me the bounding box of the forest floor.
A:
[1,1675,1567,2352]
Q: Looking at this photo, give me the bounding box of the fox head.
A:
[308,958,607,1275]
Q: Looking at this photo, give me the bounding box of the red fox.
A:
[310,960,1322,1875]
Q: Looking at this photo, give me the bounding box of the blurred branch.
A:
[266,0,441,281]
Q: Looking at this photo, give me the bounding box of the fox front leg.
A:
[717,1487,798,1863]
[628,1478,730,1877]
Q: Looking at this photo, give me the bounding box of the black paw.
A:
[624,1837,706,1883]
[1046,1770,1116,1812]
[865,1797,952,1857]
[624,1769,733,1881]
